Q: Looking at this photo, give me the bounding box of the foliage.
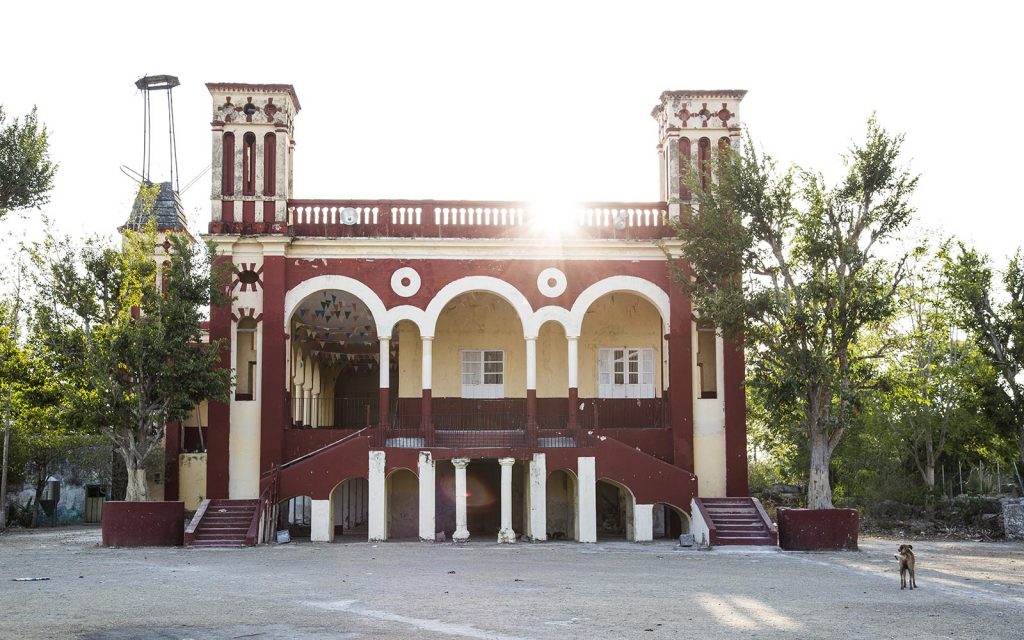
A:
[941,244,1024,466]
[30,188,232,501]
[0,106,58,218]
[667,116,918,508]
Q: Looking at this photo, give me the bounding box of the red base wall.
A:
[777,508,858,551]
[101,501,185,547]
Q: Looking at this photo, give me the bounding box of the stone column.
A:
[528,453,547,541]
[452,457,470,542]
[378,336,391,429]
[567,336,580,433]
[577,456,597,543]
[418,451,435,542]
[368,450,386,542]
[421,336,434,445]
[310,498,334,542]
[498,457,517,543]
[634,504,654,543]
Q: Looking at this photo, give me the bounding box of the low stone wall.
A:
[102,501,185,547]
[1002,498,1024,540]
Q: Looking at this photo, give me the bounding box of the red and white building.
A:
[172,83,772,546]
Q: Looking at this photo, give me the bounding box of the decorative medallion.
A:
[391,267,421,297]
[537,267,567,298]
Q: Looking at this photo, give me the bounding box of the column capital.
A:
[378,335,390,343]
[524,335,537,343]
[421,335,434,343]
[498,457,516,467]
[452,457,470,469]
[567,335,580,342]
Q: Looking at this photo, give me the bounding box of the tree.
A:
[941,245,1024,468]
[667,116,918,509]
[31,193,232,501]
[0,106,58,218]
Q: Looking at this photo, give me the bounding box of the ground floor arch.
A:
[596,478,636,541]
[653,502,689,539]
[331,477,369,539]
[278,495,312,539]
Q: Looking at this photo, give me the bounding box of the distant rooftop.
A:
[122,182,189,234]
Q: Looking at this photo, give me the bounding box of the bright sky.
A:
[2,1,1022,263]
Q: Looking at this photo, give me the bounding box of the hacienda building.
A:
[165,82,776,548]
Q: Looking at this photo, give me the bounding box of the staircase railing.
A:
[184,499,211,546]
[249,467,280,546]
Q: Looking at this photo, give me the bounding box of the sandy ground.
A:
[1,526,1023,639]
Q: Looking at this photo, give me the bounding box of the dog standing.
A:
[895,544,917,590]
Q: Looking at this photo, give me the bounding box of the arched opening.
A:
[263,132,276,196]
[433,292,526,445]
[221,132,235,196]
[242,132,256,196]
[652,502,690,539]
[235,317,258,401]
[678,137,692,200]
[698,137,712,190]
[277,495,312,539]
[392,319,421,438]
[330,477,369,540]
[289,289,382,429]
[386,468,419,540]
[546,469,577,541]
[579,292,665,429]
[435,459,523,540]
[536,320,569,434]
[596,479,635,541]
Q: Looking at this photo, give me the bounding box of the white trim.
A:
[537,267,568,297]
[424,276,536,338]
[533,306,573,337]
[391,267,422,297]
[284,275,389,336]
[569,276,670,337]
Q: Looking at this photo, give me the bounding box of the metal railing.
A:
[289,396,378,429]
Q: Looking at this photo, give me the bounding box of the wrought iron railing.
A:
[289,396,378,429]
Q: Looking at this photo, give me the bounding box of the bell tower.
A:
[651,90,746,215]
[207,83,301,234]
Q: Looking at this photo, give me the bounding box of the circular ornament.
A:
[537,267,567,298]
[391,267,421,297]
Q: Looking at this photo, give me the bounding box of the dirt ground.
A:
[1,526,1023,639]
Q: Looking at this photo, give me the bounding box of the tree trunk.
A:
[124,454,150,502]
[807,427,834,509]
[924,436,936,488]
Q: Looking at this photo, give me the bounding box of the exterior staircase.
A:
[185,499,259,548]
[692,497,777,546]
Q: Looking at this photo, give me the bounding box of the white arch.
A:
[568,276,670,337]
[379,305,428,337]
[533,305,573,336]
[423,276,536,337]
[283,275,390,336]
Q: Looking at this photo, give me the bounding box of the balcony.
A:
[287,396,667,450]
[211,199,673,240]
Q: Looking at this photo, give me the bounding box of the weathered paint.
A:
[577,457,597,543]
[178,453,207,511]
[368,450,386,542]
[418,451,436,541]
[310,498,333,542]
[528,453,547,541]
[633,504,654,542]
[497,457,517,543]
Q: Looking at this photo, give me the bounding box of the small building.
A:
[171,83,757,544]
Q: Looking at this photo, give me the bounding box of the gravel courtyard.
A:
[2,526,1023,639]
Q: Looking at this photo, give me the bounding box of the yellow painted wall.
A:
[432,293,526,398]
[579,293,663,398]
[235,321,258,396]
[398,321,423,398]
[229,400,261,499]
[179,453,208,511]
[537,322,568,398]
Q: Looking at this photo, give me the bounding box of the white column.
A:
[368,450,386,542]
[498,457,517,543]
[310,498,334,542]
[379,336,391,388]
[634,504,654,543]
[577,456,597,543]
[421,336,433,392]
[567,336,579,390]
[525,337,537,390]
[418,451,435,542]
[452,457,470,542]
[528,453,547,541]
[311,391,320,428]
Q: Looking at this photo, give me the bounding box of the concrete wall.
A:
[178,453,207,511]
[579,293,662,398]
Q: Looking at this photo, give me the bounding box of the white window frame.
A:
[461,349,505,399]
[598,347,655,399]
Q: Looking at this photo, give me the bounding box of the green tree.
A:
[941,245,1024,468]
[0,106,58,218]
[31,195,232,501]
[668,116,918,509]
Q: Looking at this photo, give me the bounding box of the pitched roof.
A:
[122,182,189,233]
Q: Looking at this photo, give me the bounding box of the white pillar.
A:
[567,336,579,390]
[498,457,517,543]
[379,336,391,388]
[368,450,386,542]
[310,498,334,542]
[634,504,654,542]
[525,337,537,390]
[311,391,320,428]
[418,451,435,542]
[529,453,547,541]
[452,457,470,542]
[577,456,597,543]
[421,336,433,392]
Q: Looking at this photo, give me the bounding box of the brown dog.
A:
[895,544,917,590]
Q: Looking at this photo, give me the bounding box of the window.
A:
[235,318,258,401]
[461,349,504,398]
[696,321,718,399]
[221,132,235,196]
[598,348,655,398]
[242,132,256,196]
